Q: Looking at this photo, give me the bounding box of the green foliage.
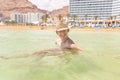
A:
[4,20,17,25]
[94,16,99,20]
[42,14,49,23]
[57,14,63,21]
[72,14,78,21]
[25,23,33,26]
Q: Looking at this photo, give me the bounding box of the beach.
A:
[1,25,120,31]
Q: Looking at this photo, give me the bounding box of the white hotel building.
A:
[69,0,120,20]
[10,12,44,24]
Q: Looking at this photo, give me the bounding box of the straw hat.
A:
[56,22,69,32]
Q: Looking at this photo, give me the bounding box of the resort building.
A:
[112,0,120,20]
[0,13,10,22]
[10,12,44,24]
[69,0,120,20]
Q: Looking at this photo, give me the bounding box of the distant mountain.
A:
[0,0,47,17]
[49,6,68,18]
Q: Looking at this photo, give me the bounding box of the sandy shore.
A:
[0,25,120,31]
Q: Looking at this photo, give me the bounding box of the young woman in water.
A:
[55,22,84,53]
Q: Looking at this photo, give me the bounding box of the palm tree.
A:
[114,16,116,20]
[94,16,99,20]
[66,14,71,18]
[93,16,99,27]
[57,14,63,22]
[84,15,88,26]
[71,14,78,26]
[41,16,45,23]
[72,14,77,22]
[66,14,71,23]
[109,16,113,20]
[66,14,71,20]
[107,16,114,28]
[45,14,49,22]
[42,14,49,23]
[113,15,117,28]
[41,14,49,29]
[11,20,17,25]
[4,20,10,25]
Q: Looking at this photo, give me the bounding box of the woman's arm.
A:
[70,44,85,51]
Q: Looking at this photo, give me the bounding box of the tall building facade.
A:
[10,12,44,24]
[69,0,120,20]
[112,0,120,16]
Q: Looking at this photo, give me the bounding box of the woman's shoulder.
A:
[67,37,75,44]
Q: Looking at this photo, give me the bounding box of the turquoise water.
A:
[0,29,120,80]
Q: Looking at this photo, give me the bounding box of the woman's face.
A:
[57,30,69,38]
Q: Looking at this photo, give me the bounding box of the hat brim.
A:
[56,28,69,32]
